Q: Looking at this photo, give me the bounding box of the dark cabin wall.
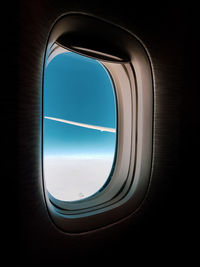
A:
[2,0,198,265]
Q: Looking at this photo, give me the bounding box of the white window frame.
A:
[42,13,153,233]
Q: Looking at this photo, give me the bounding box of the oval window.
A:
[43,51,117,202]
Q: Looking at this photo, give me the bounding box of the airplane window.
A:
[43,51,117,202]
[42,13,153,232]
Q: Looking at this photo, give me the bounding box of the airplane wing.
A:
[44,116,116,133]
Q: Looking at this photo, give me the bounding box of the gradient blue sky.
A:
[43,52,117,158]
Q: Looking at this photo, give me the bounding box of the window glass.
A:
[43,51,117,201]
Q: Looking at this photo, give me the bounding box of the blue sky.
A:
[43,51,117,158]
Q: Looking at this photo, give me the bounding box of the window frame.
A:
[44,45,134,211]
[42,13,153,233]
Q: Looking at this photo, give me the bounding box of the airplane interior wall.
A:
[1,0,198,265]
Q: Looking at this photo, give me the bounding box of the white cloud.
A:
[43,156,114,201]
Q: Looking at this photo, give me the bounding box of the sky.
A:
[43,51,117,201]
